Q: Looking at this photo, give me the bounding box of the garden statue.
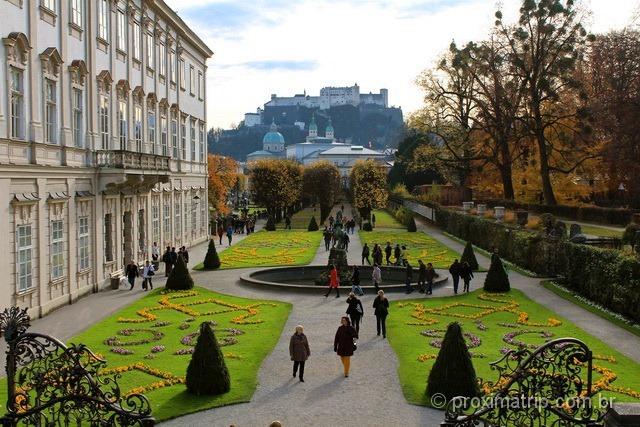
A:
[569,223,587,244]
[334,225,346,250]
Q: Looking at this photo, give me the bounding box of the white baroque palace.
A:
[0,0,213,317]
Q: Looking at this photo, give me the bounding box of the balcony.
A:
[95,150,171,194]
[95,150,170,172]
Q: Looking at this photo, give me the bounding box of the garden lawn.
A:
[359,230,460,269]
[217,230,322,269]
[0,287,291,422]
[575,223,623,238]
[372,209,404,229]
[386,288,640,407]
[279,207,322,229]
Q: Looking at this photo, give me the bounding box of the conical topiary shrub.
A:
[308,215,319,231]
[426,322,479,401]
[483,254,510,292]
[165,253,194,290]
[186,322,231,396]
[203,239,221,270]
[460,241,479,271]
[265,216,276,231]
[407,216,417,232]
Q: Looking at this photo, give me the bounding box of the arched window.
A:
[117,80,130,150]
[132,86,145,152]
[96,70,113,150]
[68,60,88,148]
[3,33,31,140]
[40,47,63,144]
[147,93,157,154]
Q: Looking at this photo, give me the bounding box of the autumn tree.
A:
[303,161,341,222]
[207,154,239,215]
[495,0,595,205]
[249,159,303,221]
[350,160,388,221]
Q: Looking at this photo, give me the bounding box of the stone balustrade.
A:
[95,150,171,172]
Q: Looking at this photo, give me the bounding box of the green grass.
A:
[371,209,404,229]
[0,287,291,422]
[358,230,460,269]
[278,207,323,229]
[577,224,623,238]
[386,288,640,407]
[196,230,322,270]
[541,280,640,338]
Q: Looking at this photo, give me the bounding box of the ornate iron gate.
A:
[441,338,608,427]
[0,307,155,426]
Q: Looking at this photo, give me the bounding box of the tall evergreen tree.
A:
[165,254,194,290]
[483,253,510,292]
[186,322,231,396]
[407,216,417,232]
[426,322,479,400]
[308,216,319,231]
[460,241,479,271]
[203,239,221,270]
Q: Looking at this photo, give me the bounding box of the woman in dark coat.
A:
[461,261,474,293]
[372,290,390,338]
[346,292,364,333]
[334,316,358,378]
[289,325,310,382]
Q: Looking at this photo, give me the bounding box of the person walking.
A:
[170,247,178,270]
[289,325,310,383]
[400,245,407,266]
[385,242,392,266]
[346,293,364,333]
[461,261,474,293]
[334,317,358,378]
[394,244,401,266]
[373,290,389,338]
[417,260,427,293]
[125,260,139,290]
[449,259,461,294]
[142,260,155,290]
[372,263,382,292]
[324,265,341,298]
[162,246,172,277]
[404,261,414,294]
[371,212,376,228]
[181,246,190,265]
[226,224,234,246]
[217,223,225,246]
[285,214,292,230]
[361,243,371,265]
[342,232,350,252]
[350,265,364,296]
[323,227,332,251]
[425,262,436,295]
[151,242,159,263]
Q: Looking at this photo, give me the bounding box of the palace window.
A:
[197,71,203,100]
[201,201,207,233]
[171,111,178,158]
[42,0,55,12]
[159,43,166,77]
[98,0,109,40]
[180,115,187,159]
[99,91,109,149]
[134,102,143,152]
[190,118,196,161]
[152,203,160,244]
[117,9,127,52]
[72,88,83,147]
[191,199,197,234]
[118,98,128,150]
[147,107,156,154]
[163,202,171,243]
[189,65,195,96]
[199,122,205,162]
[169,50,176,83]
[9,67,24,140]
[104,213,113,262]
[133,21,141,60]
[160,110,168,156]
[146,32,154,69]
[70,0,82,28]
[51,220,64,279]
[183,199,189,233]
[44,79,57,143]
[78,216,90,270]
[16,225,33,292]
[174,197,182,240]
[179,59,185,89]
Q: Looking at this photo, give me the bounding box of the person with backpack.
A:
[324,265,340,298]
[372,263,382,292]
[449,259,461,294]
[334,316,358,378]
[142,260,155,290]
[346,293,364,333]
[425,262,436,295]
[350,265,364,296]
[125,260,139,290]
[461,261,474,293]
[289,325,310,383]
[226,224,234,246]
[372,290,389,338]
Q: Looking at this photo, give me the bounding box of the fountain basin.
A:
[240,265,449,293]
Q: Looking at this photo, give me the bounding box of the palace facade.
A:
[0,0,213,317]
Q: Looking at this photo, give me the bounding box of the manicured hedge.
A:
[482,199,636,226]
[435,207,640,322]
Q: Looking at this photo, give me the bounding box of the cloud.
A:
[219,60,319,72]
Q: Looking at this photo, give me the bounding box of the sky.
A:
[164,0,639,129]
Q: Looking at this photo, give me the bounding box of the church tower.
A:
[325,117,334,140]
[308,113,318,139]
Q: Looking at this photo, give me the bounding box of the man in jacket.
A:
[417,260,427,293]
[405,261,414,294]
[125,260,139,290]
[425,262,436,295]
[385,242,392,265]
[361,243,371,265]
[449,259,461,294]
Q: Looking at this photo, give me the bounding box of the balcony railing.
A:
[96,150,170,172]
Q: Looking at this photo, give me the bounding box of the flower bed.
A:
[387,289,640,407]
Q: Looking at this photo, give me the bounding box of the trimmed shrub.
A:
[308,216,319,231]
[484,254,510,292]
[362,222,373,231]
[165,254,194,290]
[202,239,221,270]
[407,216,417,232]
[186,322,230,396]
[265,216,276,231]
[426,322,479,401]
[460,241,479,271]
[623,223,640,246]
